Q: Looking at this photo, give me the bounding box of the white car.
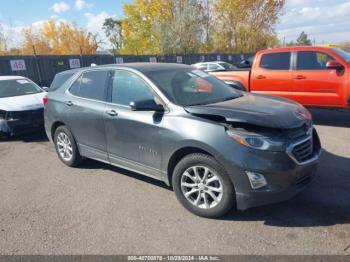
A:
[192,61,238,72]
[0,76,47,136]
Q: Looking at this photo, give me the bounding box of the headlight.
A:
[226,130,285,151]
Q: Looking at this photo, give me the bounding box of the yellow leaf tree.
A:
[213,0,285,53]
[121,0,173,55]
[21,20,98,55]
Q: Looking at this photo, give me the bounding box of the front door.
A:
[292,51,346,106]
[104,70,164,179]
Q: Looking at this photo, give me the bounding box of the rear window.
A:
[50,72,75,91]
[260,52,291,70]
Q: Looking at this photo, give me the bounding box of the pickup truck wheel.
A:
[54,126,82,167]
[172,153,235,218]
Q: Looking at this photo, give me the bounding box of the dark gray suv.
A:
[44,63,321,218]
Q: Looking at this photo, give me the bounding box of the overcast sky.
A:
[1,0,350,48]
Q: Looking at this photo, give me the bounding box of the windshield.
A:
[218,62,236,70]
[330,48,350,64]
[0,79,43,98]
[145,68,241,106]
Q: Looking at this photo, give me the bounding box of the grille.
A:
[10,108,44,121]
[291,137,314,163]
[295,174,312,186]
[285,123,312,140]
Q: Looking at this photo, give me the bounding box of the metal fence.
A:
[0,53,253,87]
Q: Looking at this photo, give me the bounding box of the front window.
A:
[218,62,236,70]
[297,51,334,70]
[0,79,43,98]
[330,48,350,64]
[111,70,156,106]
[145,69,241,106]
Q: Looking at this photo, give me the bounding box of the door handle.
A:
[65,101,74,106]
[256,75,266,79]
[106,109,118,117]
[295,75,307,80]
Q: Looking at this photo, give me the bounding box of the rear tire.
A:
[54,126,82,167]
[172,153,236,218]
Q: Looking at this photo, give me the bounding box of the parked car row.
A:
[2,45,349,217]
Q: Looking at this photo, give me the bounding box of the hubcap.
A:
[180,166,223,209]
[56,132,73,161]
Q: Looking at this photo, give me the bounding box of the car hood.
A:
[185,93,310,129]
[0,92,46,111]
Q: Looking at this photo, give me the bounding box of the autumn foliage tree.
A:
[212,0,284,53]
[121,0,173,55]
[21,20,98,55]
[117,0,285,55]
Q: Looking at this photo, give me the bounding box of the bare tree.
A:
[156,0,204,54]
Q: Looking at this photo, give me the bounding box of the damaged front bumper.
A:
[0,109,44,136]
[218,128,321,210]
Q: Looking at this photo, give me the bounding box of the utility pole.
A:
[32,45,43,86]
[79,46,84,67]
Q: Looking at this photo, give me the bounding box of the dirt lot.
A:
[0,109,349,255]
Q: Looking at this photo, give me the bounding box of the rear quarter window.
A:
[68,70,109,101]
[260,52,291,70]
[50,73,75,91]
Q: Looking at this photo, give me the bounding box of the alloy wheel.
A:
[180,165,223,209]
[56,132,73,161]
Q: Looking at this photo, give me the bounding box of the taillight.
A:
[43,96,48,108]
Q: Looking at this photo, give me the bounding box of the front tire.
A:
[54,126,82,167]
[172,153,235,218]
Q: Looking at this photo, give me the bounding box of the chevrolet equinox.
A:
[44,63,321,218]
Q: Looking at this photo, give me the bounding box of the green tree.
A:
[103,18,123,53]
[296,31,312,46]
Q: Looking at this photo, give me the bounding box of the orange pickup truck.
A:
[212,46,350,108]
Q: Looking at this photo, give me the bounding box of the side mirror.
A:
[42,86,49,91]
[326,60,344,71]
[241,60,251,65]
[130,99,164,112]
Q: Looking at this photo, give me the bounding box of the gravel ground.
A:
[0,108,349,255]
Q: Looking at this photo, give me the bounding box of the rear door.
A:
[250,52,294,100]
[64,70,109,161]
[292,51,346,106]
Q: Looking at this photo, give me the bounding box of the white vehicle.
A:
[0,76,47,136]
[192,61,238,72]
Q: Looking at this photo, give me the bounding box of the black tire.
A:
[172,153,235,218]
[54,125,82,167]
